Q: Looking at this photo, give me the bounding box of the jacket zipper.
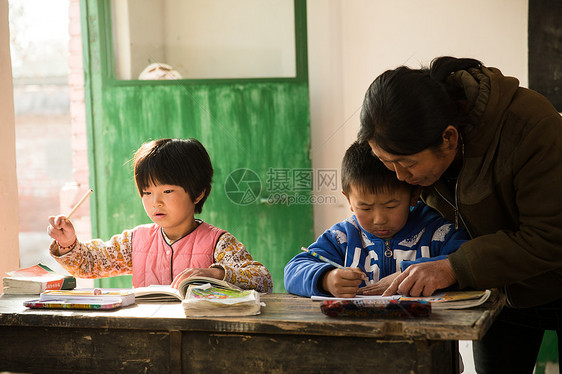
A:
[161,228,175,281]
[433,141,474,239]
[169,244,174,281]
[433,184,472,239]
[384,240,393,274]
[434,144,512,304]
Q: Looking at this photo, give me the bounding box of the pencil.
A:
[301,247,345,269]
[301,247,369,282]
[66,189,93,219]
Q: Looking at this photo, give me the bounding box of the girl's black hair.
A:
[358,56,481,155]
[133,138,212,214]
[341,141,412,196]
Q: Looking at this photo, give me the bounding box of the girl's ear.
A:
[194,190,206,205]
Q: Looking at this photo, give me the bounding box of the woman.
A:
[358,56,562,373]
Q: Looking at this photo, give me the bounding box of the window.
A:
[111,0,296,80]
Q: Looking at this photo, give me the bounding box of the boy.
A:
[284,141,467,297]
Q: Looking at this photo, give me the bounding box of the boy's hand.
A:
[357,272,399,295]
[171,267,226,289]
[47,215,77,249]
[321,267,366,298]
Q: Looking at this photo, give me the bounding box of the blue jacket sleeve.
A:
[284,229,346,297]
[400,217,469,271]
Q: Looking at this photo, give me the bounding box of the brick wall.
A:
[64,0,91,241]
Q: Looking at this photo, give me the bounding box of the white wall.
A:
[0,0,21,290]
[307,0,528,237]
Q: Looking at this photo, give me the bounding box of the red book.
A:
[3,264,76,294]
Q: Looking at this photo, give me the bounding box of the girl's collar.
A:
[161,219,202,244]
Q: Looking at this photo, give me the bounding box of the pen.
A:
[301,247,369,282]
[301,247,346,269]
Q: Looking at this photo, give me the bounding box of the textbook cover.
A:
[3,264,76,295]
[23,288,136,310]
[23,298,125,310]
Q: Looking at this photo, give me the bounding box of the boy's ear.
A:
[409,187,421,207]
[194,190,206,204]
[341,190,353,211]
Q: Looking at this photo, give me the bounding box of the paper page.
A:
[311,295,401,301]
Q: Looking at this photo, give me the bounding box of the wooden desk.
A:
[0,292,504,374]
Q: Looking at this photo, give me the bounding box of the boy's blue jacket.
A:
[284,202,468,297]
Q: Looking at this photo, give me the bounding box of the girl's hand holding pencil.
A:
[301,247,368,298]
[47,189,93,254]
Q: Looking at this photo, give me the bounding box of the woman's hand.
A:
[357,272,399,295]
[382,259,457,296]
[47,215,77,252]
[321,267,366,298]
[171,267,225,289]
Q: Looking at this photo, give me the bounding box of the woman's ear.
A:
[441,125,459,151]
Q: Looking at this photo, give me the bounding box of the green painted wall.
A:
[81,0,313,291]
[535,331,559,374]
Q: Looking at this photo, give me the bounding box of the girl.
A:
[47,138,273,293]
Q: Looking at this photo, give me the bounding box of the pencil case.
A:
[320,299,431,318]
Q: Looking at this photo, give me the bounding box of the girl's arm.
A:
[211,233,273,293]
[49,230,134,279]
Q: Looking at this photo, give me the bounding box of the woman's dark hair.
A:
[342,141,413,196]
[133,138,213,214]
[358,56,481,155]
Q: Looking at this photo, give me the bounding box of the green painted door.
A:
[81,0,313,291]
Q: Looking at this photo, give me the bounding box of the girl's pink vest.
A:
[131,222,226,287]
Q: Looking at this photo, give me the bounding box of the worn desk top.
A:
[0,291,505,341]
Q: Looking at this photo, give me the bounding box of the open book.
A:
[399,290,492,310]
[182,284,262,317]
[133,276,242,302]
[312,289,492,310]
[3,264,76,295]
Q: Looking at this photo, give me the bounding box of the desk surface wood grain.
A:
[0,291,504,341]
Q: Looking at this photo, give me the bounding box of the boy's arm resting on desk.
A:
[49,230,134,279]
[211,233,273,293]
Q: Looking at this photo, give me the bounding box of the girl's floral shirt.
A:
[50,231,273,293]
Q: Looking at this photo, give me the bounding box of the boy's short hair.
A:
[341,141,413,196]
[133,138,212,214]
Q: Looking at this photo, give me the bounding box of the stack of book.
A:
[23,289,136,310]
[182,284,262,317]
[3,264,76,294]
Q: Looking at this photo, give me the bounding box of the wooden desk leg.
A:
[452,340,460,373]
[414,339,459,374]
[169,330,182,374]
